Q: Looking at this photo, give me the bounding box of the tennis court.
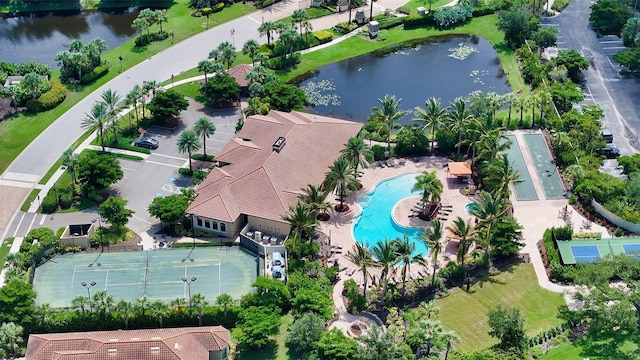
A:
[557,237,640,264]
[33,247,258,308]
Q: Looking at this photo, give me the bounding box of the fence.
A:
[592,199,640,233]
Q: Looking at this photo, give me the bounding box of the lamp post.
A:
[182,276,197,308]
[92,217,107,252]
[81,281,97,311]
[181,214,195,263]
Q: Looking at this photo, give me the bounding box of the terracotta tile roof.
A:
[448,161,472,176]
[188,111,362,224]
[25,326,230,360]
[226,64,253,87]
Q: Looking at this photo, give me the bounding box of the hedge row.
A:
[402,13,436,28]
[26,78,67,113]
[135,31,170,47]
[314,30,333,44]
[378,16,404,30]
[80,63,110,84]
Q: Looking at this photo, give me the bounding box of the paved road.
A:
[542,0,640,155]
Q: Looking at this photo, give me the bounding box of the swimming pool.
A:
[353,173,428,256]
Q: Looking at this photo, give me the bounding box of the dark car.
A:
[134,137,159,149]
[597,144,620,158]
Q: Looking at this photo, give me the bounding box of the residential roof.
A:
[448,161,472,176]
[226,64,253,87]
[25,326,230,360]
[187,111,362,224]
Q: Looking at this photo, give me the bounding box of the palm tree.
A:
[292,9,308,36]
[218,41,236,69]
[442,330,461,360]
[154,9,168,33]
[92,290,115,319]
[321,156,359,212]
[369,94,409,153]
[371,239,397,301]
[394,234,422,296]
[565,164,584,189]
[281,202,317,258]
[407,318,445,358]
[190,293,208,324]
[126,85,143,127]
[242,39,260,65]
[115,300,133,329]
[341,137,373,179]
[446,217,474,268]
[517,96,526,126]
[469,191,507,268]
[412,170,443,218]
[485,155,523,199]
[198,60,215,82]
[413,97,448,152]
[529,93,539,127]
[447,97,474,155]
[538,90,552,123]
[89,37,108,66]
[137,296,148,326]
[82,102,110,152]
[176,129,202,171]
[420,219,443,287]
[216,293,235,320]
[476,129,511,165]
[503,93,517,127]
[298,184,330,220]
[193,117,216,157]
[345,242,379,297]
[0,322,23,357]
[71,295,89,314]
[62,147,79,185]
[258,21,276,45]
[147,300,168,328]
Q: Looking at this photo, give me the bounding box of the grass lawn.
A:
[0,0,255,175]
[233,314,293,360]
[541,333,640,359]
[399,0,454,13]
[0,238,15,269]
[436,263,565,353]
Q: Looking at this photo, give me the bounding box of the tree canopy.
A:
[76,152,123,195]
[147,89,188,120]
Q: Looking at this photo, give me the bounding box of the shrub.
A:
[333,21,358,34]
[80,63,110,84]
[192,154,214,161]
[472,5,497,16]
[314,30,333,44]
[553,226,573,240]
[135,32,170,47]
[193,170,208,184]
[41,191,58,214]
[403,13,435,28]
[26,79,67,113]
[542,228,570,281]
[325,265,339,284]
[178,168,193,176]
[59,190,73,210]
[371,144,387,161]
[397,6,411,15]
[266,53,301,70]
[213,2,225,12]
[433,4,473,28]
[378,16,404,30]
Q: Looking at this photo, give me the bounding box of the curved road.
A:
[542,0,640,154]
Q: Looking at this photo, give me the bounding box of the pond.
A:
[0,9,139,67]
[299,35,512,124]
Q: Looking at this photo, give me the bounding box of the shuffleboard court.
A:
[33,247,258,308]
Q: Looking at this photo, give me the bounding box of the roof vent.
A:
[273,136,286,153]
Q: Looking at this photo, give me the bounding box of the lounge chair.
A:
[398,158,406,166]
[378,160,386,168]
[388,158,398,167]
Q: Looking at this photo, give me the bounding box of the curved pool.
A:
[353,173,428,256]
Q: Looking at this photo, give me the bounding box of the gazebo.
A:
[447,161,472,183]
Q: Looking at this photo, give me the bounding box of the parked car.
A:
[134,137,159,149]
[597,144,620,158]
[600,128,613,143]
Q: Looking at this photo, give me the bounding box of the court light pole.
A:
[181,213,195,263]
[81,281,97,311]
[182,276,197,308]
[92,217,107,252]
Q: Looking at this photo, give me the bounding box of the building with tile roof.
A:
[25,326,230,360]
[186,110,362,240]
[226,64,253,97]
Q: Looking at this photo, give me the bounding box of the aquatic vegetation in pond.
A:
[470,69,491,85]
[448,42,478,60]
[302,79,341,107]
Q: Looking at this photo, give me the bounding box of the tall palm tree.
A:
[476,129,511,165]
[321,156,359,212]
[61,147,79,185]
[137,296,148,326]
[529,93,539,127]
[242,39,260,65]
[92,290,115,319]
[447,97,474,155]
[216,293,235,320]
[218,41,236,69]
[413,97,448,152]
[485,155,523,199]
[407,318,445,358]
[564,164,584,189]
[446,217,474,269]
[176,129,202,171]
[115,300,133,329]
[258,21,276,45]
[517,96,526,126]
[82,102,110,152]
[369,94,409,153]
[420,219,443,287]
[442,330,461,360]
[193,117,216,157]
[100,89,124,144]
[371,239,397,301]
[341,137,373,179]
[345,242,379,297]
[292,9,308,36]
[394,234,422,296]
[503,93,517,127]
[469,191,507,268]
[126,85,143,127]
[198,60,215,82]
[298,184,330,220]
[281,202,317,258]
[538,89,552,123]
[412,170,443,218]
[147,300,168,328]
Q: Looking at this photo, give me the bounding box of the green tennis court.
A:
[557,237,640,265]
[33,247,258,308]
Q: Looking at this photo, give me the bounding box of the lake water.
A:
[0,9,139,67]
[299,35,512,124]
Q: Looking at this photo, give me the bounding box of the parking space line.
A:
[121,167,135,172]
[145,160,182,168]
[150,153,187,161]
[603,46,625,50]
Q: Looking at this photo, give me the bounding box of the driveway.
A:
[542,1,640,155]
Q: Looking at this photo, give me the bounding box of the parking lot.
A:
[114,99,241,233]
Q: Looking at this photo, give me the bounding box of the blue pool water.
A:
[465,202,477,213]
[353,173,428,256]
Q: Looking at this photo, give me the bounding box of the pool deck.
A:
[321,130,610,307]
